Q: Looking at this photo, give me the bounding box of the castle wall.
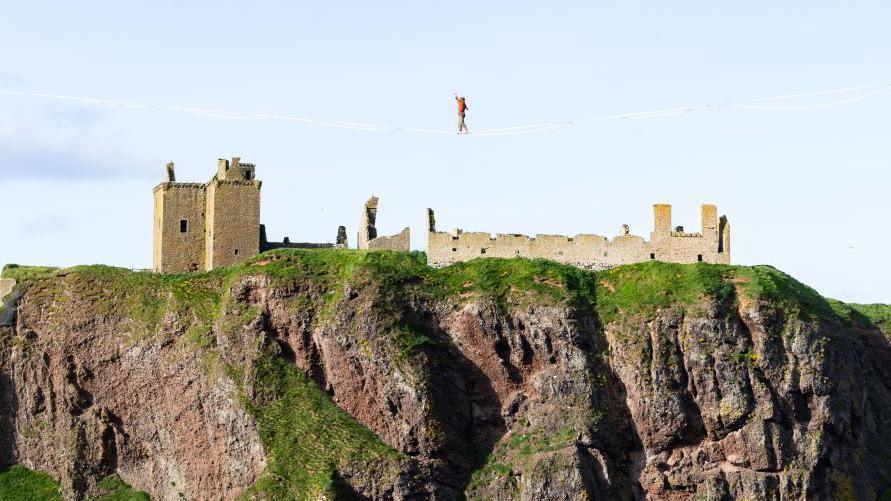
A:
[205,179,260,270]
[427,204,730,269]
[357,197,378,250]
[719,216,730,256]
[0,279,14,300]
[367,228,411,251]
[428,231,651,269]
[357,196,410,251]
[152,183,206,273]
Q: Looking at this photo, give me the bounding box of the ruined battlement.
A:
[426,204,730,269]
[152,158,341,273]
[153,182,206,192]
[356,196,410,251]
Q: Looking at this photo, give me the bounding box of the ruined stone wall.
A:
[649,231,729,264]
[357,196,410,251]
[428,231,651,269]
[367,227,411,251]
[357,196,378,249]
[0,279,14,300]
[427,204,730,268]
[152,183,206,273]
[205,180,260,270]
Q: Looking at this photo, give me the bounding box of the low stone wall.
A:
[261,241,338,251]
[368,228,411,251]
[0,279,20,327]
[0,278,14,300]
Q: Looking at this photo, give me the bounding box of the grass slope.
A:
[0,467,147,501]
[240,349,401,499]
[89,475,150,501]
[0,465,60,500]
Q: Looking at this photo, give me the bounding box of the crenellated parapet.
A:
[427,204,730,269]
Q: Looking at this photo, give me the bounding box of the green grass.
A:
[0,465,61,500]
[467,426,577,492]
[12,264,228,344]
[849,303,891,336]
[1,264,60,281]
[240,348,401,499]
[89,474,150,501]
[8,252,868,348]
[732,265,838,322]
[0,467,148,501]
[594,261,734,324]
[828,300,891,337]
[595,261,842,325]
[425,257,599,311]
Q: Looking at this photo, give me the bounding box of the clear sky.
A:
[1,1,889,303]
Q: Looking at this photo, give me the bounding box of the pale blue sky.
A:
[1,1,889,303]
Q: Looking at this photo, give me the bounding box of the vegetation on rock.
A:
[240,348,401,499]
[0,465,61,500]
[0,466,148,501]
[3,249,890,499]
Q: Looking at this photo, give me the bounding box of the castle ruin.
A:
[426,204,730,269]
[356,196,411,251]
[152,157,344,273]
[153,160,730,273]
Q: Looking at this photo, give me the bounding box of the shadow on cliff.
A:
[0,288,24,468]
[584,315,648,500]
[406,308,508,496]
[0,359,19,467]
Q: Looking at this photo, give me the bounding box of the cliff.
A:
[1,251,890,500]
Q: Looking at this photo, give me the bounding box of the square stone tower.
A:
[204,158,261,269]
[153,162,207,273]
[152,158,262,273]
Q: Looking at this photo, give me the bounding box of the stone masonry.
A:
[0,279,14,300]
[426,204,730,269]
[153,157,343,273]
[357,196,411,251]
[154,160,729,273]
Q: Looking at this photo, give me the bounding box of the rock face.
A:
[0,282,266,499]
[0,254,889,500]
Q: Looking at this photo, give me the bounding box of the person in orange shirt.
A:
[454,93,469,134]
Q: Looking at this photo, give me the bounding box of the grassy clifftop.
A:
[4,249,887,335]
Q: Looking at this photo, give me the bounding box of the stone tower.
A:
[153,161,206,273]
[153,157,261,273]
[204,158,261,269]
